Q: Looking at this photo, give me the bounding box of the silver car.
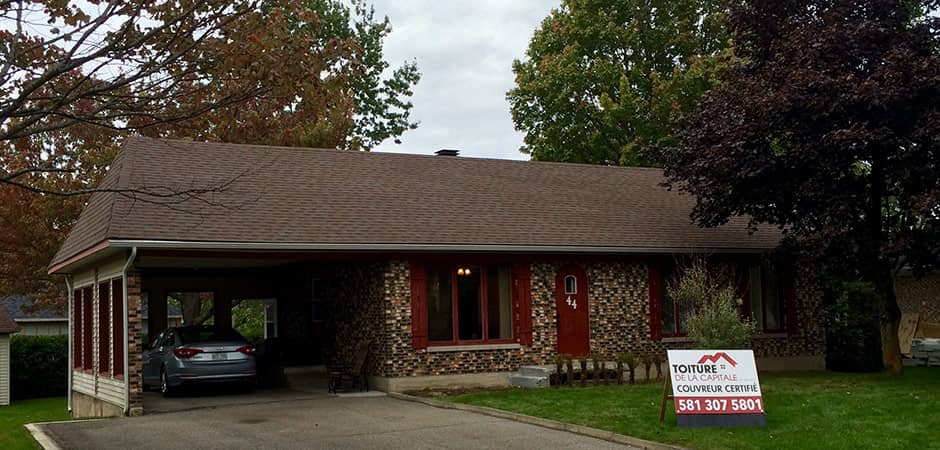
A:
[143,326,257,396]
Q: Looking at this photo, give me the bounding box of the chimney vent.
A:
[435,149,460,157]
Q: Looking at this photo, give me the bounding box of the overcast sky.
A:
[369,1,558,160]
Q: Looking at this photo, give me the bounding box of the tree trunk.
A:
[864,158,902,374]
[879,273,903,375]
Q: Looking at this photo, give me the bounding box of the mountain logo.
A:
[697,352,738,367]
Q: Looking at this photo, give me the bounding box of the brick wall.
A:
[126,270,144,416]
[896,272,940,323]
[367,257,826,379]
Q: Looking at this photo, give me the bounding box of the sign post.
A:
[665,349,766,428]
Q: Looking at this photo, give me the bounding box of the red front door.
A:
[555,265,590,356]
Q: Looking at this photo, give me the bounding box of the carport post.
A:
[148,288,167,342]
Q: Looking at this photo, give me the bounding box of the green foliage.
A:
[10,335,67,400]
[508,0,730,166]
[671,260,756,349]
[299,0,421,151]
[232,300,267,343]
[826,281,883,372]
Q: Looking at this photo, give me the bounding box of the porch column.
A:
[148,288,167,340]
[214,290,232,332]
[126,270,144,416]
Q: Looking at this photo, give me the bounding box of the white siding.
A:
[1,335,10,406]
[70,253,130,412]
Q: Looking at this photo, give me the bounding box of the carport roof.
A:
[50,137,783,272]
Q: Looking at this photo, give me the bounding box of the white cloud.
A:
[369,1,558,160]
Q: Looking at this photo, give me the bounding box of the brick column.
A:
[126,270,144,416]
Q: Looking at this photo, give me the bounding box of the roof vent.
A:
[435,149,460,157]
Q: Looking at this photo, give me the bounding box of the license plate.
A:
[211,353,227,361]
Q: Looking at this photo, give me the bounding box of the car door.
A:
[143,330,166,385]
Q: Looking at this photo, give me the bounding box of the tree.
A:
[659,0,940,373]
[507,0,729,166]
[0,0,419,307]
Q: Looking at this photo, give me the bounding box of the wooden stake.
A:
[659,367,673,423]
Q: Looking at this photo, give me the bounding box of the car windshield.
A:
[177,327,245,344]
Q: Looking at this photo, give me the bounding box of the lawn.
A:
[0,397,69,450]
[446,368,940,450]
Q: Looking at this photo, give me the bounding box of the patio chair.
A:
[328,340,370,393]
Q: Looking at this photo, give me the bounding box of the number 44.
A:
[566,295,577,309]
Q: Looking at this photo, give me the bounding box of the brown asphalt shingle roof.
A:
[0,302,18,334]
[51,137,782,267]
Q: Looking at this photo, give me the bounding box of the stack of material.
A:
[907,338,940,367]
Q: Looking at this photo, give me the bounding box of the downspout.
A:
[121,247,137,415]
[65,275,73,415]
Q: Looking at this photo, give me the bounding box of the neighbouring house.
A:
[0,296,68,336]
[0,296,182,338]
[0,304,17,406]
[50,137,827,418]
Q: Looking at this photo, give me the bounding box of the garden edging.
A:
[388,392,687,450]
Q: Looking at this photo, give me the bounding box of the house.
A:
[0,296,68,336]
[0,296,182,338]
[49,137,825,418]
[0,304,17,406]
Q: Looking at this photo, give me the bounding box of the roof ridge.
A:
[136,136,665,174]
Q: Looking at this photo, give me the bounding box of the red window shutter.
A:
[82,286,93,370]
[648,263,663,341]
[112,278,124,377]
[512,263,533,346]
[410,261,428,350]
[73,289,82,368]
[98,281,110,374]
[785,271,798,336]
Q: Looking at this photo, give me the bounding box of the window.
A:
[748,264,786,332]
[660,264,692,337]
[98,281,110,374]
[112,278,124,377]
[427,264,514,344]
[564,275,577,294]
[651,259,789,340]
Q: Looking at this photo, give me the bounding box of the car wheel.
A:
[160,368,174,397]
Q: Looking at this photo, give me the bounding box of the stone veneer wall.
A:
[331,262,394,377]
[896,272,940,323]
[371,257,825,379]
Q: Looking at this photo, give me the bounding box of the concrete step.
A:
[518,365,553,377]
[509,374,549,389]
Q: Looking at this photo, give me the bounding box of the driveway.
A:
[39,396,633,449]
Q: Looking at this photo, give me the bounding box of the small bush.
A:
[672,259,757,349]
[10,335,68,400]
[825,281,882,372]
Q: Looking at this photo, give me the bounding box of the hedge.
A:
[10,335,68,400]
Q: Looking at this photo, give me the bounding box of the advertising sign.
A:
[666,349,766,427]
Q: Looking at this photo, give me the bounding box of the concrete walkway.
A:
[39,396,634,449]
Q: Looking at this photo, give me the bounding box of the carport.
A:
[52,243,390,417]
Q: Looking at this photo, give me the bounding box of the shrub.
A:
[825,281,882,372]
[672,259,757,349]
[10,335,68,400]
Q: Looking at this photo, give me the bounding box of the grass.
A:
[445,368,940,450]
[0,397,69,450]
